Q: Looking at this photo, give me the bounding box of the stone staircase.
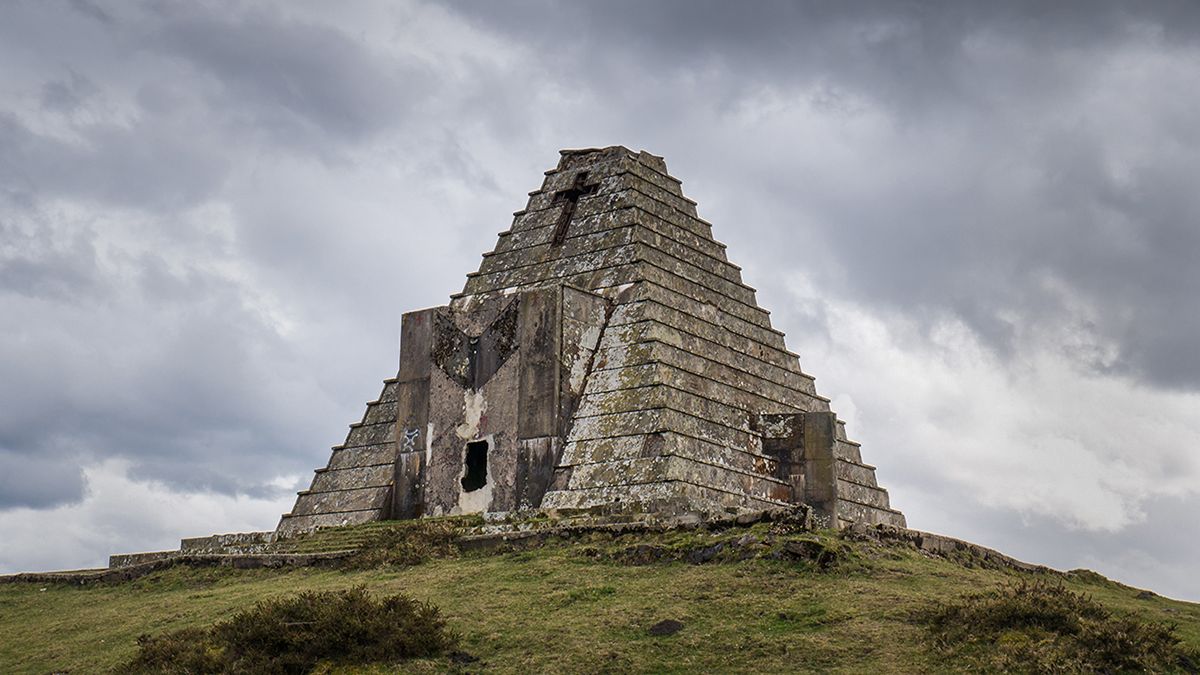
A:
[277,378,401,536]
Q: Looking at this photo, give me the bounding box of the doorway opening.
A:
[461,440,488,492]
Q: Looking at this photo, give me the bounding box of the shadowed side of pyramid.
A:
[277,146,904,535]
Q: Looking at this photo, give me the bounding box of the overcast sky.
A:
[2,0,1198,600]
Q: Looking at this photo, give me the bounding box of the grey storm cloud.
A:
[447,0,1200,389]
[0,0,449,508]
[147,5,426,145]
[0,0,1198,600]
[2,3,427,214]
[0,452,86,509]
[0,218,323,504]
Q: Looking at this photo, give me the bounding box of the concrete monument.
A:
[277,146,904,535]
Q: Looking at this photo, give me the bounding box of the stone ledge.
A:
[594,338,817,406]
[0,552,354,586]
[602,317,813,388]
[560,433,787,478]
[108,550,176,568]
[456,504,813,553]
[844,523,1053,574]
[606,298,803,371]
[503,203,729,266]
[179,531,276,556]
[5,512,1049,587]
[510,183,707,240]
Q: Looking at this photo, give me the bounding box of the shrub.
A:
[923,581,1199,673]
[126,627,222,674]
[123,586,456,674]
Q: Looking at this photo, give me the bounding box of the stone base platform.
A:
[3,507,1050,586]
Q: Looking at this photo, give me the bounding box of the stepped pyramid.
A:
[277,147,904,536]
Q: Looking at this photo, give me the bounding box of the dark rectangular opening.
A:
[461,440,489,492]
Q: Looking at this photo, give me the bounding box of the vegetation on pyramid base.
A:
[924,581,1200,673]
[123,586,455,674]
[338,516,477,569]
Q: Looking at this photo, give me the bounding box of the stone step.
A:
[309,464,393,493]
[511,185,716,251]
[525,172,698,221]
[494,205,639,254]
[276,510,381,536]
[489,213,738,283]
[634,256,773,329]
[562,455,789,505]
[462,241,639,295]
[836,498,906,529]
[835,439,863,464]
[640,238,760,307]
[567,407,760,453]
[626,278,783,342]
[478,225,637,276]
[575,384,755,433]
[557,431,781,478]
[608,298,802,374]
[590,341,818,413]
[837,478,892,510]
[836,459,879,488]
[585,363,813,421]
[598,320,819,399]
[542,479,791,515]
[290,485,392,517]
[326,443,396,471]
[543,150,691,210]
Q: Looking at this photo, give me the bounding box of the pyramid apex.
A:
[558,145,634,156]
[556,146,669,175]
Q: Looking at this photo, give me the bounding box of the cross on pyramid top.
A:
[549,171,601,247]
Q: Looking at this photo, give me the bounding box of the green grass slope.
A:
[1,519,1197,673]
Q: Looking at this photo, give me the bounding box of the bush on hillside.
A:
[924,581,1199,673]
[124,586,455,674]
[126,626,223,673]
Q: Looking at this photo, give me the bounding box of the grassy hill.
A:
[2,516,1198,673]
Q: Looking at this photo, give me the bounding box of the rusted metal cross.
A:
[549,171,600,247]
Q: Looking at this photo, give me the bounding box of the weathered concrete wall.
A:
[753,412,904,529]
[377,287,612,519]
[422,355,520,515]
[392,306,437,519]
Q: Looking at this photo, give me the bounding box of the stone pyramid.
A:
[277,146,904,536]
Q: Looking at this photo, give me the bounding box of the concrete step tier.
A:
[498,196,731,266]
[542,477,791,516]
[609,293,802,373]
[524,171,701,231]
[836,496,907,529]
[487,209,739,285]
[601,313,812,391]
[560,431,782,478]
[595,339,817,412]
[464,237,770,332]
[276,377,400,537]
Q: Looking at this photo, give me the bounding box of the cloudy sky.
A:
[2,0,1198,600]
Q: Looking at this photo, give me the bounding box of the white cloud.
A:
[780,270,1200,534]
[0,460,294,573]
